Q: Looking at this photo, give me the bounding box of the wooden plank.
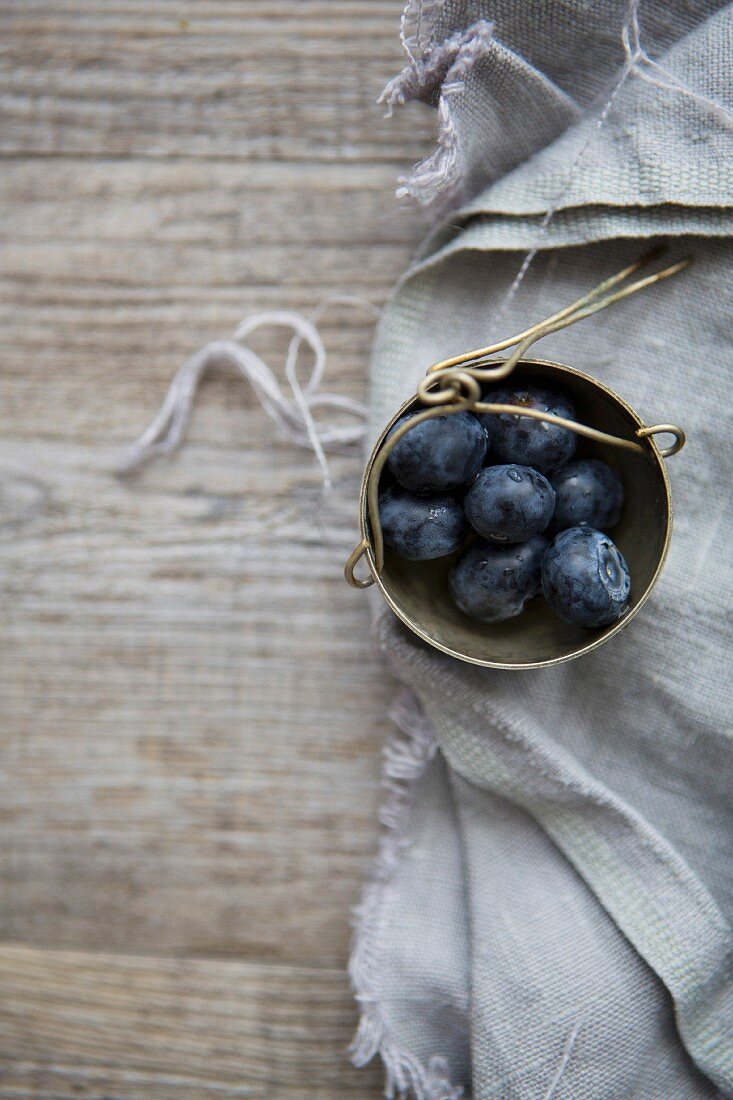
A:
[0,943,383,1097]
[0,1,435,162]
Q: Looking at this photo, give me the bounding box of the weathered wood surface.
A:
[0,943,372,1097]
[0,1,434,1094]
[0,941,376,1095]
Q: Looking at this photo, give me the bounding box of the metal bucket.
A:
[347,357,682,669]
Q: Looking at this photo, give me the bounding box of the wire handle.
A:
[346,249,691,589]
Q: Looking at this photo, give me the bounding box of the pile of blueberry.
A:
[378,383,631,629]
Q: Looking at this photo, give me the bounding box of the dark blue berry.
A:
[449,536,548,623]
[464,464,555,544]
[378,485,467,561]
[541,527,630,628]
[386,410,488,493]
[480,384,577,474]
[551,459,624,532]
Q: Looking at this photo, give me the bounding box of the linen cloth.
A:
[352,2,733,1097]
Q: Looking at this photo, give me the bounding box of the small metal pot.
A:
[347,356,684,670]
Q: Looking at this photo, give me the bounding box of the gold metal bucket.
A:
[345,250,689,670]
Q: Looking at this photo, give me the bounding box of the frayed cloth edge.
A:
[348,687,464,1100]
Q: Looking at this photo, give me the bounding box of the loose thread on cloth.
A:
[116,298,377,489]
[541,1021,582,1100]
[349,688,464,1100]
[398,0,444,68]
[623,5,733,129]
[490,32,633,330]
[488,0,733,325]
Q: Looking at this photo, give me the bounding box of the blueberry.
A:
[551,459,624,532]
[449,536,548,623]
[378,485,467,561]
[480,384,577,474]
[541,527,631,628]
[464,464,555,544]
[386,410,488,493]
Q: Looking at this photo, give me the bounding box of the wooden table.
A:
[0,3,433,1094]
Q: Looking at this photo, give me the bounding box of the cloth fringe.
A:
[380,20,495,207]
[397,0,444,67]
[349,688,463,1100]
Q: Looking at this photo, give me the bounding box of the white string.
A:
[116,297,379,488]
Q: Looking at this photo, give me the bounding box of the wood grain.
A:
[0,943,383,1096]
[0,1,435,162]
[0,0,435,1093]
